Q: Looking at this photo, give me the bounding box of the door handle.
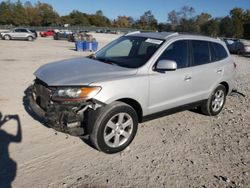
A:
[184,76,192,81]
[216,68,223,73]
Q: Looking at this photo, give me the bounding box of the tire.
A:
[27,36,34,41]
[201,85,226,116]
[4,35,11,40]
[90,101,138,154]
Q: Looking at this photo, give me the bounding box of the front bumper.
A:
[26,84,90,137]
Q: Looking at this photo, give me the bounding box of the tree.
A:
[243,9,250,39]
[230,8,244,38]
[68,10,89,25]
[168,10,179,25]
[136,10,158,30]
[219,16,234,37]
[233,18,244,38]
[158,23,173,32]
[0,1,12,25]
[176,18,199,33]
[167,6,195,31]
[36,2,59,26]
[178,6,195,19]
[12,0,28,25]
[201,19,219,37]
[95,10,103,17]
[196,12,211,25]
[114,16,133,28]
[230,8,244,20]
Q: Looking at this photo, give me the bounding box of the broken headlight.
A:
[52,86,101,101]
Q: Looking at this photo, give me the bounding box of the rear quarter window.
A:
[210,42,228,62]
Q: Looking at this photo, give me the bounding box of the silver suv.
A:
[27,32,236,153]
[1,28,36,41]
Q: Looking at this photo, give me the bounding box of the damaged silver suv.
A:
[27,32,236,153]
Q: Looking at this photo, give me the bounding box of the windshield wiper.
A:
[95,57,119,66]
[88,54,96,59]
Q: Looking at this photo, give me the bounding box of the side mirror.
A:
[156,60,177,71]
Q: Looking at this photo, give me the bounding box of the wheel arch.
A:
[117,98,143,122]
[3,34,11,39]
[219,81,229,95]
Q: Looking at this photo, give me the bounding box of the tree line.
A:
[0,1,250,39]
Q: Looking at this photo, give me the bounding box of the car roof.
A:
[126,31,222,43]
[126,31,178,40]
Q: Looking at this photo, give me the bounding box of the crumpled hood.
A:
[34,57,137,86]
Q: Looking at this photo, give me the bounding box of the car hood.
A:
[34,57,137,86]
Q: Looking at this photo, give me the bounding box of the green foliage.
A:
[176,18,199,33]
[219,17,234,37]
[0,1,249,39]
[135,10,158,30]
[201,19,219,37]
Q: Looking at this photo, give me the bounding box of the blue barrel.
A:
[91,42,98,52]
[75,41,83,51]
[82,41,91,51]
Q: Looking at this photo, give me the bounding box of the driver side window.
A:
[158,40,188,69]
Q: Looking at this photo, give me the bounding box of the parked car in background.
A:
[68,31,94,42]
[28,32,236,153]
[40,29,55,37]
[223,38,239,54]
[53,30,73,40]
[238,39,250,55]
[29,29,38,38]
[0,28,36,41]
[223,38,250,55]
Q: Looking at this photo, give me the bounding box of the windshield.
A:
[94,36,164,68]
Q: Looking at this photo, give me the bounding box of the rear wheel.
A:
[201,85,226,116]
[4,35,11,40]
[90,101,138,154]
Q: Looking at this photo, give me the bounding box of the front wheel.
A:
[4,35,11,40]
[90,101,138,154]
[27,36,34,41]
[201,85,226,116]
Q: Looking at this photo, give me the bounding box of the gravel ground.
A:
[0,34,249,188]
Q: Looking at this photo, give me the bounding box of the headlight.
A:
[52,86,101,101]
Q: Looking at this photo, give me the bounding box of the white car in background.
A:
[0,28,36,41]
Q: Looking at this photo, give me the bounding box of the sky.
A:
[15,0,250,22]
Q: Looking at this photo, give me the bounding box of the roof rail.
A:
[125,31,141,36]
[163,32,178,39]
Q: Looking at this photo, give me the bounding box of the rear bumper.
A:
[26,86,87,137]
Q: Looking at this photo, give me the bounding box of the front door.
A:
[148,40,194,114]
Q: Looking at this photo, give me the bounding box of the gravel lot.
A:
[0,34,249,188]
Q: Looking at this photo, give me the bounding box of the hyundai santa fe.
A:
[27,32,236,153]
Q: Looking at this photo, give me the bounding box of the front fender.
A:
[91,75,149,116]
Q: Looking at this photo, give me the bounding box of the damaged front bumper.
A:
[26,83,103,137]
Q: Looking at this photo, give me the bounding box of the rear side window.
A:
[158,40,188,69]
[210,42,228,61]
[15,29,28,32]
[191,40,210,66]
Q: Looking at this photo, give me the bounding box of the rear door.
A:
[186,40,225,100]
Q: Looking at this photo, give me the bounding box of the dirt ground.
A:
[0,33,249,188]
